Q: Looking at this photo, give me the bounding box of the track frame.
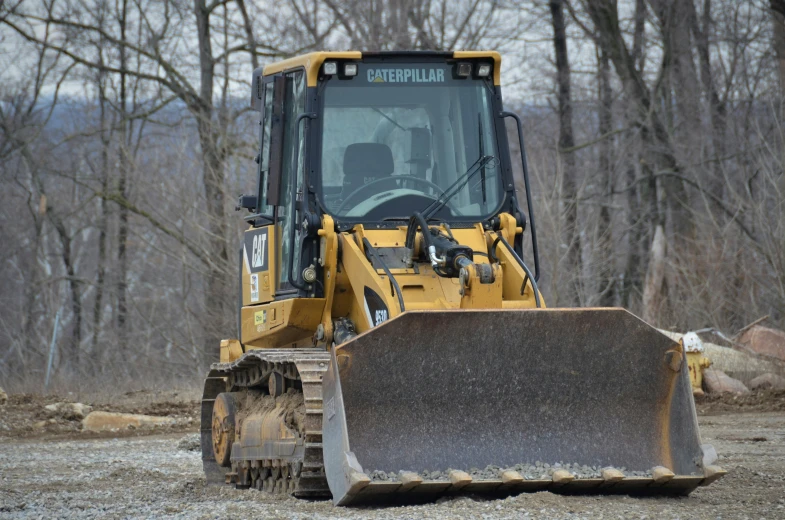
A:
[200,349,331,497]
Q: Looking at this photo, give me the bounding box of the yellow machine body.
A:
[201,50,725,505]
[232,213,538,357]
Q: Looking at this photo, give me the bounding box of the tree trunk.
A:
[587,0,686,315]
[195,0,231,366]
[236,0,259,70]
[632,0,647,73]
[689,0,726,200]
[116,0,130,356]
[586,0,678,175]
[92,72,110,359]
[50,209,82,371]
[23,203,44,358]
[642,225,667,324]
[550,0,580,306]
[597,47,616,307]
[390,0,412,49]
[621,0,648,309]
[649,0,698,240]
[773,0,785,97]
[585,0,668,230]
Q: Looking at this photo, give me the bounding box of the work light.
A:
[344,63,358,76]
[456,62,472,77]
[323,61,338,75]
[476,63,492,77]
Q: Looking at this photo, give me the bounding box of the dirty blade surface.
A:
[323,308,709,505]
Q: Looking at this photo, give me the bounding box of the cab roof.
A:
[260,51,502,87]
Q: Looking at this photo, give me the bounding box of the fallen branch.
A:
[733,315,771,340]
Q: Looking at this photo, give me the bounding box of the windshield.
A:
[318,62,503,222]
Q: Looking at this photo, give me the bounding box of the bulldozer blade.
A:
[322,308,719,505]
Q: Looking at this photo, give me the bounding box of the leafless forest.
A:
[1,0,784,390]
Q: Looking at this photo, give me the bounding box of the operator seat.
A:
[342,143,395,200]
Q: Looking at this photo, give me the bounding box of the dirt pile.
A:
[0,391,199,439]
[695,389,785,414]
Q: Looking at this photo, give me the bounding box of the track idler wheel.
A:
[212,392,238,467]
[269,371,285,397]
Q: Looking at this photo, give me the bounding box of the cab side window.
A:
[278,70,306,287]
[256,81,274,216]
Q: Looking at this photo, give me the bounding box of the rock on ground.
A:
[659,329,785,382]
[33,418,58,429]
[44,402,93,420]
[0,392,200,439]
[704,368,750,394]
[177,434,201,452]
[749,373,785,391]
[739,325,785,362]
[82,411,177,432]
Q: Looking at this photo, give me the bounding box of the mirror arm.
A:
[501,111,540,282]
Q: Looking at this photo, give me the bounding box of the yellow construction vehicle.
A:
[201,51,725,505]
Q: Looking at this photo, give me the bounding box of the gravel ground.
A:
[2,412,785,519]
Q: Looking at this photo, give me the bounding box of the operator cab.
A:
[319,61,503,221]
[242,51,536,296]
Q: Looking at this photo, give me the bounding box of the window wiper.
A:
[421,155,497,220]
[478,113,487,205]
[371,107,406,131]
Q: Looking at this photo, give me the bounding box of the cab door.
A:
[275,69,307,294]
[240,69,309,337]
[240,74,284,310]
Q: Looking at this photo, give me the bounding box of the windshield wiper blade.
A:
[478,113,487,205]
[371,107,406,131]
[421,155,497,220]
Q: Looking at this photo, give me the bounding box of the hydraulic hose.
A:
[404,211,439,267]
[404,211,433,251]
[494,235,541,308]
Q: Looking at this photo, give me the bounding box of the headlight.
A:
[455,62,472,77]
[476,63,492,77]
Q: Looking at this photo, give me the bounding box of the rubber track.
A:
[200,349,331,498]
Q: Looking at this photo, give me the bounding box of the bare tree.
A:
[321,0,505,50]
[549,0,580,305]
[596,44,615,307]
[2,0,784,390]
[2,0,332,364]
[773,0,785,95]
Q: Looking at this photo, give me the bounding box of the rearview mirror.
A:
[236,194,258,212]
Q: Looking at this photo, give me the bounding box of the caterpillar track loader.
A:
[201,51,725,505]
